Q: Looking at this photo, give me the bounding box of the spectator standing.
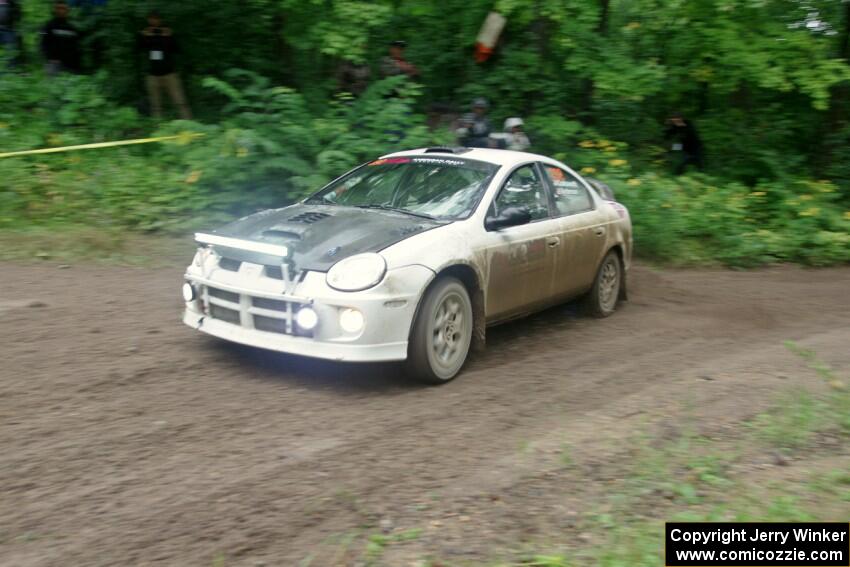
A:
[336,58,371,97]
[0,0,22,66]
[380,40,419,78]
[664,112,703,174]
[455,98,493,148]
[502,117,531,151]
[72,0,109,70]
[41,1,82,75]
[138,10,192,120]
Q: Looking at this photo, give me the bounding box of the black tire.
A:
[408,277,474,384]
[583,250,622,318]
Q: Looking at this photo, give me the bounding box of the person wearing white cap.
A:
[502,117,531,151]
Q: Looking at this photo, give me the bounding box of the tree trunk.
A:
[820,1,850,170]
[581,0,611,120]
[598,0,610,35]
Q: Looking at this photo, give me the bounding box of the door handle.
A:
[593,227,606,237]
[546,237,561,248]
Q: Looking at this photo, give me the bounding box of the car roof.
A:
[382,147,558,168]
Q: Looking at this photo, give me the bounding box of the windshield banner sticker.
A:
[411,158,465,166]
[369,157,411,166]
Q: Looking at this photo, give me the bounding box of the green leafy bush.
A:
[1,71,448,231]
[2,68,848,266]
[157,70,443,200]
[611,174,850,266]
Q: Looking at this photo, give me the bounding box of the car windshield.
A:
[306,156,499,220]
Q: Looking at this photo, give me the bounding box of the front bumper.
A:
[182,262,434,363]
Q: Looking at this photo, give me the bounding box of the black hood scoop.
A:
[262,229,303,241]
[214,204,447,272]
[397,225,424,236]
[288,211,332,224]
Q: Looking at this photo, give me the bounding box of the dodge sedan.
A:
[182,147,632,383]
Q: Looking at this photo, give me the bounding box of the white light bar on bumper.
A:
[195,233,290,258]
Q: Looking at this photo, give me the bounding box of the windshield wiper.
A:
[355,204,437,220]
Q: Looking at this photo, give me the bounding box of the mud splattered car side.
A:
[183,147,632,383]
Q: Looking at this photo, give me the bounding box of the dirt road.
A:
[2,261,849,566]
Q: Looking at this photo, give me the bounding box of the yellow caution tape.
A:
[0,132,205,158]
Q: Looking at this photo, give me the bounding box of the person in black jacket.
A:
[40,1,81,74]
[138,10,192,119]
[664,113,704,174]
[455,98,493,148]
[0,0,22,66]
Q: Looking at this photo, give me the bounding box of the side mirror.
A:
[485,206,532,231]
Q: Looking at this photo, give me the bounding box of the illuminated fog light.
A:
[182,283,196,302]
[296,306,319,331]
[339,308,365,334]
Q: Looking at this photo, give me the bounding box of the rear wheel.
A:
[584,250,622,317]
[408,277,473,384]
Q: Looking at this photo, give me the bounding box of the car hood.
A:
[212,204,447,272]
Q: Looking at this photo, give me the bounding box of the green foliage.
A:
[0,72,146,150]
[751,390,825,449]
[612,174,850,266]
[782,341,850,436]
[3,66,849,266]
[0,71,447,232]
[2,1,849,266]
[157,70,444,203]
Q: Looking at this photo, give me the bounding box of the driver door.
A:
[483,163,561,322]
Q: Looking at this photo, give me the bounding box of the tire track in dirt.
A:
[1,262,849,565]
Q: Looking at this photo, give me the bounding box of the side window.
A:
[544,166,594,216]
[493,164,550,221]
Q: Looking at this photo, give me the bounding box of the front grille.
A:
[264,266,306,282]
[219,257,242,272]
[203,285,306,337]
[210,304,240,324]
[217,258,289,281]
[265,266,283,280]
[252,297,287,311]
[253,315,288,334]
[208,287,239,303]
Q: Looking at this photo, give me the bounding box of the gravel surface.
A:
[2,261,849,566]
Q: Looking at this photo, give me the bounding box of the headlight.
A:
[182,283,196,302]
[326,253,387,292]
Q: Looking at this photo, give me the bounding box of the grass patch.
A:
[749,389,827,449]
[495,346,850,567]
[747,342,849,449]
[364,528,423,565]
[0,227,191,266]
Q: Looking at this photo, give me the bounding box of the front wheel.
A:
[408,277,474,384]
[584,250,622,318]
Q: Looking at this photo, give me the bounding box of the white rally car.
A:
[183,147,632,383]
